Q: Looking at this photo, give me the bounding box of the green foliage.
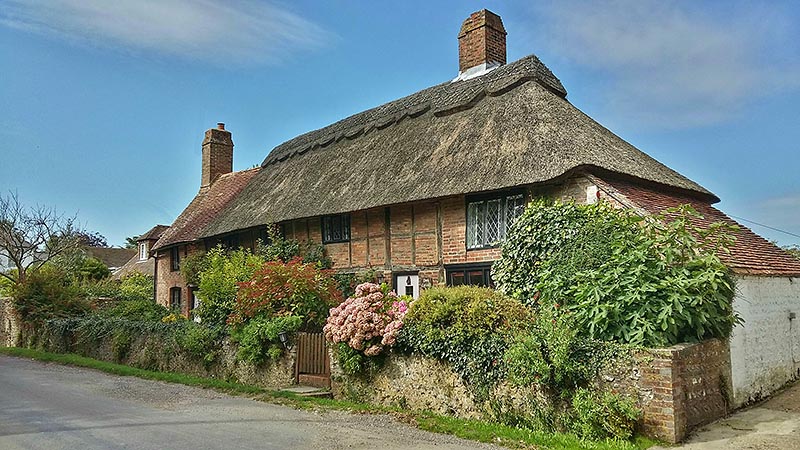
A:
[568,389,641,441]
[99,299,169,322]
[333,269,378,299]
[78,257,110,281]
[505,304,611,397]
[195,246,265,327]
[784,244,800,261]
[231,315,302,365]
[496,200,741,347]
[257,224,332,269]
[180,252,209,287]
[118,273,154,302]
[111,329,133,362]
[177,324,222,367]
[335,341,385,376]
[12,266,90,323]
[398,286,533,401]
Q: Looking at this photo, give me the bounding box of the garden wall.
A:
[19,323,295,391]
[330,339,731,443]
[0,297,20,347]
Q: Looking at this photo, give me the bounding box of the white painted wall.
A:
[729,275,800,407]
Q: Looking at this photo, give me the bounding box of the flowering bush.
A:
[232,257,341,330]
[324,283,409,357]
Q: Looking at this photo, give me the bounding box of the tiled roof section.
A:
[112,255,155,280]
[599,179,800,276]
[138,225,169,242]
[84,247,136,269]
[152,168,259,251]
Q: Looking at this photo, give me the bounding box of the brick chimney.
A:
[201,122,233,188]
[457,9,507,79]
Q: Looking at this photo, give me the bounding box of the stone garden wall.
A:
[331,339,731,443]
[0,297,20,347]
[19,323,295,391]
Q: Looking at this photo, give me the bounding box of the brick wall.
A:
[621,339,731,443]
[154,243,202,316]
[157,175,599,299]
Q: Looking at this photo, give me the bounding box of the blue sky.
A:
[1,0,798,247]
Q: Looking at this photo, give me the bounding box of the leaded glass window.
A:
[322,214,351,243]
[466,192,526,249]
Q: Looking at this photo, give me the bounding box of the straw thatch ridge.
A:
[202,53,714,239]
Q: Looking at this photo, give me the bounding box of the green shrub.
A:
[398,286,532,401]
[195,246,265,327]
[567,388,640,440]
[232,315,302,365]
[118,273,154,302]
[257,224,332,269]
[177,324,222,366]
[12,267,90,323]
[334,341,385,376]
[495,200,741,347]
[111,329,133,362]
[100,299,169,322]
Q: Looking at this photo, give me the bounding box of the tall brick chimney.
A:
[457,9,507,80]
[201,122,233,188]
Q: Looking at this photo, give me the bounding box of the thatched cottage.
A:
[151,10,800,407]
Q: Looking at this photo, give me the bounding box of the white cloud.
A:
[0,0,332,65]
[526,0,800,128]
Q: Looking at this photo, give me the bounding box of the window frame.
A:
[321,214,351,244]
[445,263,494,288]
[169,287,182,311]
[464,191,526,250]
[170,246,181,272]
[138,242,148,261]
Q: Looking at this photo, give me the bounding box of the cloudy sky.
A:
[1,0,798,247]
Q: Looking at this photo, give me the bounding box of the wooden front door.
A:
[294,332,330,388]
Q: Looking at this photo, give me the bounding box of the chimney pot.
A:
[217,122,225,130]
[457,9,507,77]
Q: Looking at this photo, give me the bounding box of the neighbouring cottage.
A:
[112,224,169,280]
[151,10,800,407]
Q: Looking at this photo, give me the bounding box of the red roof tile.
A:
[597,179,800,277]
[152,168,259,251]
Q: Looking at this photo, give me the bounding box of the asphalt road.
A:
[0,355,497,450]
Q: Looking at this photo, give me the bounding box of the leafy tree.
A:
[124,236,140,250]
[784,244,800,261]
[74,231,108,248]
[0,191,81,285]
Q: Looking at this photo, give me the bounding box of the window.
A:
[322,214,351,243]
[446,264,493,287]
[466,193,525,249]
[170,246,181,271]
[138,242,148,261]
[170,287,182,311]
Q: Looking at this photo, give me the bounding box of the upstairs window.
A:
[466,193,525,249]
[138,242,148,261]
[170,246,181,271]
[322,214,351,244]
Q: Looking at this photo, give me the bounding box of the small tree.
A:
[0,192,81,285]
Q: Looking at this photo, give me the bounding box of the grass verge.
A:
[0,347,658,450]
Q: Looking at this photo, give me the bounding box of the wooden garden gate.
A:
[294,332,330,388]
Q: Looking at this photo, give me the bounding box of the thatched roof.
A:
[202,54,713,238]
[84,247,136,270]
